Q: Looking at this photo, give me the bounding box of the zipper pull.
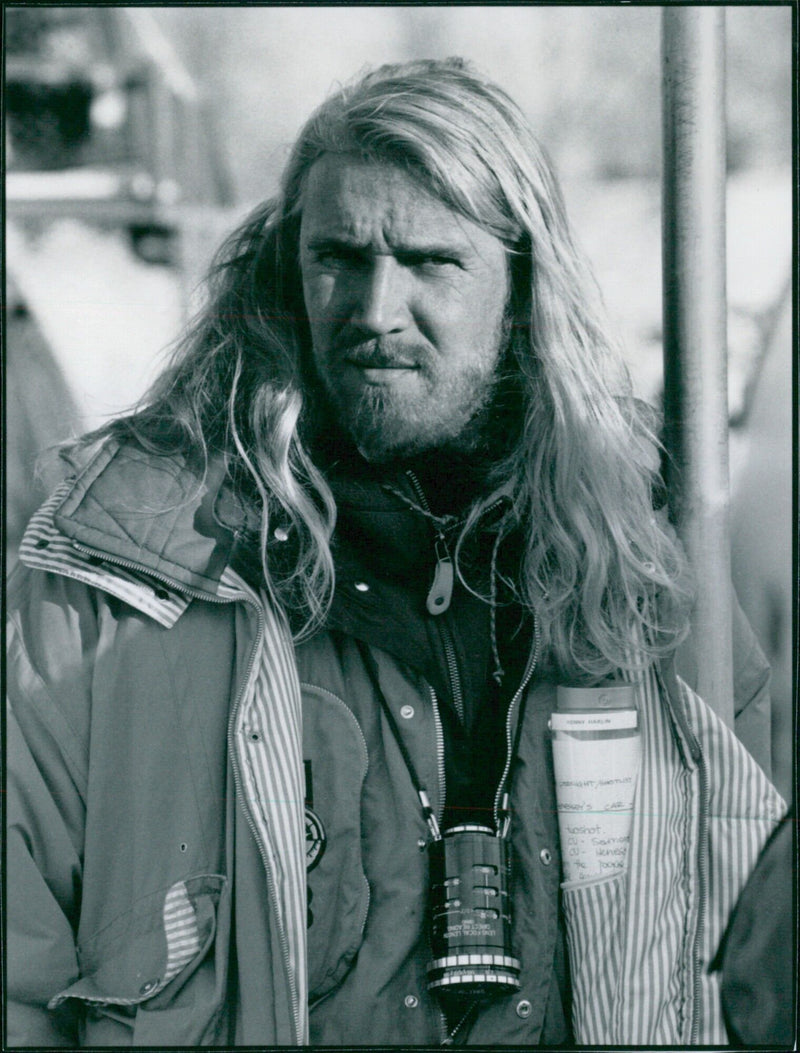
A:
[427,536,453,615]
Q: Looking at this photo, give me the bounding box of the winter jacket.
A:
[6,440,786,1046]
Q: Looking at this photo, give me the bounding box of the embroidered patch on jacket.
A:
[305,806,326,871]
[304,758,326,872]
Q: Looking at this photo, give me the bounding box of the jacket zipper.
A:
[404,470,464,722]
[442,999,481,1045]
[68,541,305,1044]
[492,613,541,832]
[405,470,456,617]
[404,470,508,728]
[429,686,447,824]
[404,470,507,529]
[427,685,449,1045]
[440,624,465,724]
[69,542,241,606]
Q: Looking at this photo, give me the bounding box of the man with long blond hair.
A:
[7,59,784,1047]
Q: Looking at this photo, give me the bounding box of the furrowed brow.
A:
[304,235,364,252]
[305,235,468,258]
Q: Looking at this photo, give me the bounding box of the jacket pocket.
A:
[302,684,370,1003]
[50,874,227,1045]
[561,870,627,1044]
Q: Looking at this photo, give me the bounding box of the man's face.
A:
[299,155,510,462]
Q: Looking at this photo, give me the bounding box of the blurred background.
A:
[4,5,793,799]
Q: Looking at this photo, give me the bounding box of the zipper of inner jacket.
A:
[440,621,465,724]
[68,540,305,1043]
[403,471,510,727]
[404,471,468,722]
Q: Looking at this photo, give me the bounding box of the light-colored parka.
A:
[6,441,786,1046]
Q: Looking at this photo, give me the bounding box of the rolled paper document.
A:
[550,683,642,884]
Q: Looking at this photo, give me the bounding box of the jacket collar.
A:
[48,440,246,596]
[19,441,256,625]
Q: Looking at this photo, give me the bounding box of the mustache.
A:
[333,336,426,369]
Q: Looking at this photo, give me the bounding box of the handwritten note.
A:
[552,723,641,884]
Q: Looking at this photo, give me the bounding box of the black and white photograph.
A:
[4,4,794,1048]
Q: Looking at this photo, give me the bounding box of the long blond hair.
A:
[94,58,691,678]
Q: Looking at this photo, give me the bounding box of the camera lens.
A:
[427,825,520,999]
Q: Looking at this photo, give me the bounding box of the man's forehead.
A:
[299,153,480,249]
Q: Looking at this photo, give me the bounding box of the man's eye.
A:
[402,253,461,269]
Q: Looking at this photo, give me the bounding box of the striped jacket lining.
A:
[163,882,204,984]
[19,481,191,629]
[563,660,785,1045]
[221,571,309,1045]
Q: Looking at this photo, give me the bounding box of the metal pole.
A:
[661,7,734,725]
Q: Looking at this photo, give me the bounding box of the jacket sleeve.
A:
[6,564,94,1046]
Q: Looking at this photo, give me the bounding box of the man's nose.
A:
[350,257,409,335]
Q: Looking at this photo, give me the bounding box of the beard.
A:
[339,358,500,463]
[309,309,514,464]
